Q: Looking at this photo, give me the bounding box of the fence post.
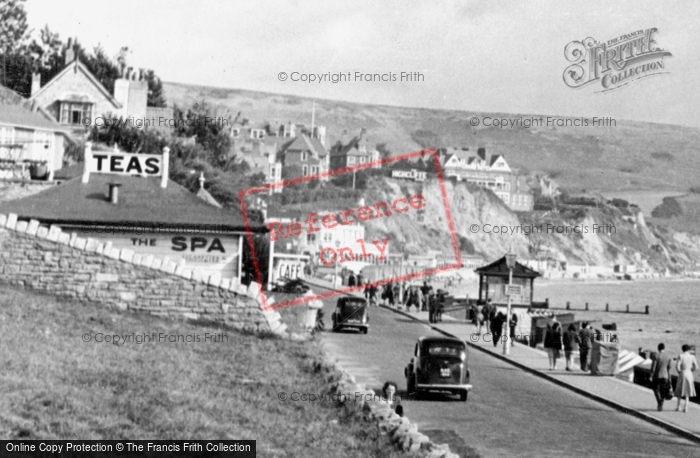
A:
[585,302,589,311]
[606,303,609,312]
[645,305,649,315]
[626,304,629,313]
[566,301,570,310]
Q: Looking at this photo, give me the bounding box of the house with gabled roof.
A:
[27,45,164,136]
[329,128,381,170]
[279,134,329,180]
[439,146,532,211]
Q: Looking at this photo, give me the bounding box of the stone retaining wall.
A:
[0,213,286,334]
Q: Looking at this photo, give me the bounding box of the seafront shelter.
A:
[474,255,541,307]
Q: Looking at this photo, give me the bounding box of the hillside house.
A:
[440,147,533,211]
[278,135,329,180]
[329,128,381,170]
[28,44,172,137]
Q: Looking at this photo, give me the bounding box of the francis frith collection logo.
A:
[563,28,672,92]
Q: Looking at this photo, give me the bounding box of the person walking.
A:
[674,344,698,413]
[650,343,673,411]
[509,313,518,343]
[393,282,401,307]
[562,324,579,371]
[420,282,432,312]
[491,311,505,348]
[348,273,356,287]
[577,322,593,372]
[475,302,485,335]
[483,299,493,334]
[544,322,563,370]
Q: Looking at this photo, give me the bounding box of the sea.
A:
[446,276,700,355]
[533,278,700,355]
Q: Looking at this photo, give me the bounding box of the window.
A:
[0,127,14,144]
[360,157,366,163]
[310,166,317,175]
[34,131,53,153]
[269,166,276,178]
[301,152,308,161]
[302,165,308,176]
[348,156,355,164]
[307,234,316,244]
[249,129,265,139]
[323,233,333,242]
[60,102,92,125]
[231,128,240,138]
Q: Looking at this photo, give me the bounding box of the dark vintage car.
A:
[331,297,369,334]
[271,277,310,294]
[405,336,472,401]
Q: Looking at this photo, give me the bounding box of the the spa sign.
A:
[84,232,242,280]
[563,28,672,92]
[86,151,163,176]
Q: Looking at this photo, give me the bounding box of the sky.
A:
[23,0,700,129]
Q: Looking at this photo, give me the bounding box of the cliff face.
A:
[362,177,700,271]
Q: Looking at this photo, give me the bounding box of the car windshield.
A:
[340,300,365,311]
[427,345,463,357]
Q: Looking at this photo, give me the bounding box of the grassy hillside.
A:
[164,82,700,196]
[0,284,420,457]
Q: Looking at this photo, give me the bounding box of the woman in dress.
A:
[674,344,698,413]
[544,322,563,370]
[475,303,485,334]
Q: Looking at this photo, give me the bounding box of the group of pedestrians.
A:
[649,343,698,412]
[471,299,518,347]
[544,321,612,371]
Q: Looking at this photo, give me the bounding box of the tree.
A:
[173,101,232,165]
[0,0,29,52]
[0,0,29,88]
[143,68,166,107]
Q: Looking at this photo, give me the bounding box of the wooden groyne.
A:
[549,301,649,315]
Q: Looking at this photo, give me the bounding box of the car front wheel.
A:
[460,390,468,402]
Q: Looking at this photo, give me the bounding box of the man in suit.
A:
[577,322,593,372]
[650,343,673,411]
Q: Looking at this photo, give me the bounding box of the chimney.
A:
[477,147,486,161]
[108,183,122,204]
[31,73,41,97]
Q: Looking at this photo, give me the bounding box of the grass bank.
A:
[0,284,418,457]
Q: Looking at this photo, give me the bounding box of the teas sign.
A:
[87,151,163,176]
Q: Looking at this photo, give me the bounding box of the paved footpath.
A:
[305,278,700,445]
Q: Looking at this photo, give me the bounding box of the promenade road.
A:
[310,279,700,458]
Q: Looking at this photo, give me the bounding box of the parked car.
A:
[271,277,309,294]
[405,336,471,401]
[331,297,369,334]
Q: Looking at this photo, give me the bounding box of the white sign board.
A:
[87,151,163,177]
[84,232,241,280]
[271,255,309,283]
[505,285,523,296]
